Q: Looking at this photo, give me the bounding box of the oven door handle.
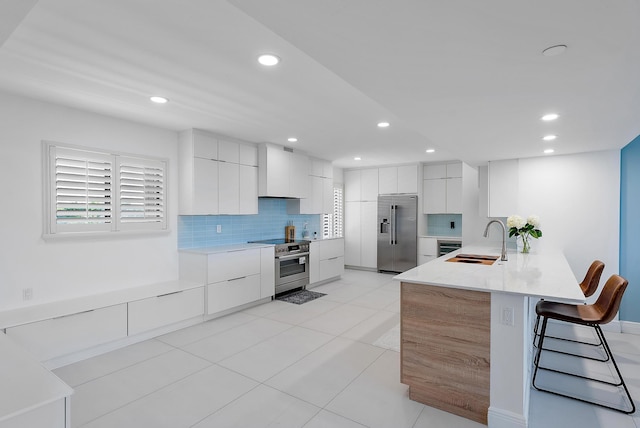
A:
[276,252,310,261]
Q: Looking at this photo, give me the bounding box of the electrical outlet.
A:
[22,288,33,301]
[216,225,222,233]
[501,306,514,326]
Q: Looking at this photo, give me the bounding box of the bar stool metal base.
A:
[532,314,608,362]
[532,317,636,414]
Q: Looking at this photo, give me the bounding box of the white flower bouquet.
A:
[507,215,542,253]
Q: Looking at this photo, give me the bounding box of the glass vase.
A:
[521,235,530,253]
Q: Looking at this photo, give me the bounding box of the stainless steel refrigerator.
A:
[377,195,418,273]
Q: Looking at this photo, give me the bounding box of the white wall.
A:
[0,92,180,310]
[461,163,485,246]
[517,151,620,295]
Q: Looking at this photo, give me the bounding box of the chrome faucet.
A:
[483,219,508,261]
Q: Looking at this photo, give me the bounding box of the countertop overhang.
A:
[395,244,585,302]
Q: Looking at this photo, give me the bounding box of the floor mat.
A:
[373,324,400,352]
[276,289,326,305]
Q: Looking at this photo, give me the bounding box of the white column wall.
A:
[517,151,620,301]
[0,92,179,309]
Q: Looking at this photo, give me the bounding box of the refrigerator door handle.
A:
[389,205,394,245]
[392,204,397,245]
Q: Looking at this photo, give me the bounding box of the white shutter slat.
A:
[118,157,166,228]
[52,147,113,231]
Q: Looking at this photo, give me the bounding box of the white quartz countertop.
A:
[395,244,585,302]
[0,333,73,422]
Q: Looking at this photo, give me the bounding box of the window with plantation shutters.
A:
[332,186,343,238]
[44,142,168,237]
[50,146,114,233]
[118,157,166,230]
[322,186,344,239]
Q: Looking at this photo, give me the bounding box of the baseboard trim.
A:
[344,266,378,272]
[488,407,528,428]
[620,320,640,336]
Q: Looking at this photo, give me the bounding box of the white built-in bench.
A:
[0,243,276,427]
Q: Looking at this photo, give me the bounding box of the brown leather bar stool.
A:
[533,260,605,350]
[532,274,635,414]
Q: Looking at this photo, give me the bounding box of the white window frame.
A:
[43,141,169,239]
[322,185,344,239]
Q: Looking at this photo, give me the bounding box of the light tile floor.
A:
[53,270,640,428]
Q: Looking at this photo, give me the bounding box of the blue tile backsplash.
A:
[426,214,462,237]
[178,198,322,249]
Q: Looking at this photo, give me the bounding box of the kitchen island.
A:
[395,244,585,428]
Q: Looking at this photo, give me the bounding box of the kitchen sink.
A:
[446,254,499,265]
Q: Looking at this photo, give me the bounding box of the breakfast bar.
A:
[395,244,585,428]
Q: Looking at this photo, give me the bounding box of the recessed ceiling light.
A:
[542,45,567,57]
[354,157,362,161]
[258,54,280,66]
[544,149,555,154]
[426,149,435,153]
[543,135,557,141]
[150,96,168,104]
[541,113,559,121]
[377,122,390,128]
[287,137,298,143]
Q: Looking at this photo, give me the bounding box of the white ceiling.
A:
[2,0,640,168]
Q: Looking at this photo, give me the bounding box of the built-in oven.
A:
[437,240,462,257]
[249,239,310,295]
[275,249,310,294]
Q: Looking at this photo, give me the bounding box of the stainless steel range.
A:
[249,239,310,295]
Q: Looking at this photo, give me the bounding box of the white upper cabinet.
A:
[258,143,309,198]
[289,157,333,214]
[218,161,240,214]
[423,162,462,214]
[290,151,309,199]
[344,170,361,202]
[218,139,240,163]
[345,168,379,202]
[239,144,258,166]
[379,165,418,194]
[361,169,379,201]
[180,129,219,215]
[192,157,219,214]
[239,164,258,214]
[193,130,218,160]
[179,129,258,215]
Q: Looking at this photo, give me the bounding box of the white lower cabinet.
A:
[206,274,261,314]
[180,245,275,316]
[310,239,344,284]
[128,287,204,336]
[6,304,127,362]
[418,237,438,265]
[207,248,261,283]
[260,247,275,298]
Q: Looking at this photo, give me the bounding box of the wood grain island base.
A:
[400,281,490,425]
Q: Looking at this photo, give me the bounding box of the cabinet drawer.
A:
[319,239,344,260]
[319,256,344,282]
[6,304,127,362]
[207,248,261,284]
[206,274,261,314]
[418,237,438,255]
[418,254,436,265]
[128,288,204,336]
